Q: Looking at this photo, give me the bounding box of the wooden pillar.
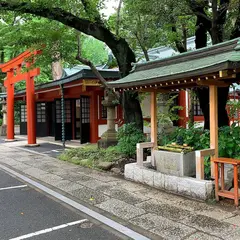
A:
[90,92,99,143]
[26,69,36,145]
[6,70,15,140]
[209,85,218,178]
[151,91,157,146]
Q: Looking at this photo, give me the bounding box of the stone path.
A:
[0,142,240,240]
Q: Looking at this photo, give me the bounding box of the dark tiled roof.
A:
[109,38,240,88]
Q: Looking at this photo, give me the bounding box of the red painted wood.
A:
[6,71,15,140]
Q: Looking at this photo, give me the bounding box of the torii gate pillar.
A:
[6,71,15,140]
[0,50,41,145]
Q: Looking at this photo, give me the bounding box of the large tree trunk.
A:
[192,1,230,129]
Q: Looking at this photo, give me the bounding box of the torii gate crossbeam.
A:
[0,50,41,145]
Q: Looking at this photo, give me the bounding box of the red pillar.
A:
[6,70,15,140]
[178,90,187,128]
[26,70,36,145]
[90,92,99,143]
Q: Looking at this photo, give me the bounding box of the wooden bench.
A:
[212,158,240,206]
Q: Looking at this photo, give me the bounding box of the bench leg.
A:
[233,165,239,207]
[221,163,225,191]
[215,162,219,201]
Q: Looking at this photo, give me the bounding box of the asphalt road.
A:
[0,169,124,240]
[19,142,66,158]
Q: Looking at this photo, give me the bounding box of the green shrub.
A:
[0,119,2,126]
[58,144,122,169]
[117,123,146,158]
[162,126,240,179]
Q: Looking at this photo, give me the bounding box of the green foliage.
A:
[59,145,122,168]
[218,126,240,159]
[163,126,240,159]
[163,126,240,179]
[227,99,240,126]
[162,126,210,150]
[117,123,146,158]
[157,94,183,124]
[0,118,2,126]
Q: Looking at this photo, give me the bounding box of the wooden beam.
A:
[196,79,230,87]
[209,85,218,179]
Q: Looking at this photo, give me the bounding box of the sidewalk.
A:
[0,141,240,240]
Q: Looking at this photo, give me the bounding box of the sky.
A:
[101,0,118,17]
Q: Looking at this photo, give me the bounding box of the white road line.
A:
[0,185,27,191]
[0,164,150,240]
[9,219,88,240]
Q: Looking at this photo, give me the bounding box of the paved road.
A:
[19,142,66,158]
[0,169,124,240]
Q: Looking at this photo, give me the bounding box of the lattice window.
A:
[37,103,46,123]
[56,100,71,123]
[20,105,27,123]
[81,97,90,123]
[193,95,203,116]
[101,96,107,119]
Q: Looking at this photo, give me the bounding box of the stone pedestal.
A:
[98,91,119,148]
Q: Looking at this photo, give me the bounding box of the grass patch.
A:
[58,144,123,169]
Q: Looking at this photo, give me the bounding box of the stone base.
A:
[0,125,7,136]
[98,138,118,149]
[25,143,40,147]
[98,129,118,148]
[125,162,214,200]
[5,138,17,142]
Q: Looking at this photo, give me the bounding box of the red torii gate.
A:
[0,50,41,145]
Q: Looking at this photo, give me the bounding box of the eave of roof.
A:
[15,68,120,95]
[108,38,240,89]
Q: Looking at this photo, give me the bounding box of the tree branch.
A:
[76,33,119,100]
[116,0,123,36]
[0,1,136,77]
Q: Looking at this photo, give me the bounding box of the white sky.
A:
[101,0,119,17]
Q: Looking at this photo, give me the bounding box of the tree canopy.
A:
[0,0,240,129]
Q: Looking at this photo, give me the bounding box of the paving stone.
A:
[37,173,63,185]
[54,180,84,193]
[180,214,236,237]
[70,187,110,205]
[185,232,221,240]
[136,199,192,221]
[84,172,119,183]
[62,172,92,182]
[223,215,240,226]
[102,187,150,205]
[1,158,21,166]
[78,179,109,190]
[10,163,30,171]
[23,167,47,177]
[223,227,240,240]
[96,199,145,220]
[196,208,235,220]
[117,181,147,192]
[130,213,195,240]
